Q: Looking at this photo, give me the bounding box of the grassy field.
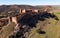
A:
[0,22,16,38]
[0,12,60,38]
[55,12,60,14]
[28,12,60,38]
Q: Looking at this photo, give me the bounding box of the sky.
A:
[0,0,60,5]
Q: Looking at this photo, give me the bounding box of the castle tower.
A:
[33,9,38,13]
[12,17,17,24]
[8,17,12,23]
[22,9,26,13]
[19,9,22,14]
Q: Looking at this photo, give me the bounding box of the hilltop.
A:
[0,5,60,38]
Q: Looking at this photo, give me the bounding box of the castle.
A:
[0,7,53,27]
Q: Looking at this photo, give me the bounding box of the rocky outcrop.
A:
[9,11,59,38]
[0,5,59,38]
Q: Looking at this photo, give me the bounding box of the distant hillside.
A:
[0,5,60,16]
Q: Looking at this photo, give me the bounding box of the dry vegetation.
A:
[0,5,60,38]
[0,22,16,38]
[28,12,60,38]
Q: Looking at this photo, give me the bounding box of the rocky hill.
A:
[0,5,60,38]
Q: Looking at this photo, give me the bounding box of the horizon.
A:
[0,0,60,5]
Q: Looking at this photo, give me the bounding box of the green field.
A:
[55,12,60,14]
